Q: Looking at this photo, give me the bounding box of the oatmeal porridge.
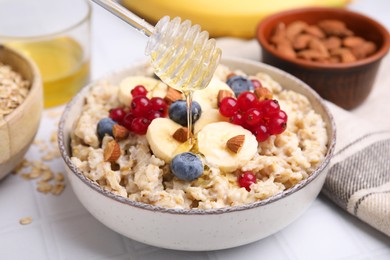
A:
[0,62,30,120]
[70,65,328,209]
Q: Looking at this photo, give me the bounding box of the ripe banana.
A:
[121,0,350,38]
[197,122,258,172]
[193,77,234,111]
[146,117,183,163]
[193,108,228,134]
[118,76,167,106]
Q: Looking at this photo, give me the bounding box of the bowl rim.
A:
[0,45,42,125]
[256,7,390,70]
[58,57,336,215]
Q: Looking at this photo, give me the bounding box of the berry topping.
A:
[226,76,254,97]
[253,124,270,142]
[131,85,147,97]
[219,97,239,117]
[130,117,150,135]
[147,110,163,121]
[237,91,258,112]
[131,96,152,117]
[268,116,287,135]
[109,107,126,123]
[259,99,280,116]
[97,118,116,140]
[244,108,262,126]
[150,97,168,116]
[168,100,202,126]
[121,112,135,131]
[250,79,262,89]
[238,171,256,191]
[229,112,244,125]
[171,152,204,181]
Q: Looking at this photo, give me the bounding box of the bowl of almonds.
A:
[256,7,390,110]
[0,45,43,180]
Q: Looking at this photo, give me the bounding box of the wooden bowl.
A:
[0,45,43,180]
[256,7,390,110]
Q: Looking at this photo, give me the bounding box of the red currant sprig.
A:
[219,91,288,142]
[109,84,168,135]
[238,171,256,191]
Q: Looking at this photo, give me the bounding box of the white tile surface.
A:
[1,1,390,260]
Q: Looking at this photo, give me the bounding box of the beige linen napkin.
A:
[217,38,390,236]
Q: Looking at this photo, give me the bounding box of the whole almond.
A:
[308,38,329,58]
[351,41,377,59]
[297,49,328,61]
[226,135,245,154]
[172,127,189,143]
[164,87,182,104]
[331,48,357,63]
[292,34,312,50]
[270,22,287,45]
[303,25,325,38]
[217,90,234,106]
[318,20,353,37]
[254,86,273,101]
[286,21,308,41]
[104,140,121,162]
[276,41,296,59]
[113,124,129,140]
[343,36,365,48]
[322,36,342,50]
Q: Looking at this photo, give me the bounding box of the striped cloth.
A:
[217,37,390,237]
[323,103,390,236]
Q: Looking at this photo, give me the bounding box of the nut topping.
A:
[113,124,129,140]
[226,135,245,154]
[172,127,189,143]
[164,87,183,104]
[104,140,121,162]
[217,90,234,106]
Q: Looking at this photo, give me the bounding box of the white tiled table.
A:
[1,1,390,259]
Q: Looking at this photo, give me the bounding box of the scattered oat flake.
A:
[55,172,65,182]
[40,171,53,182]
[19,217,33,225]
[37,182,52,193]
[51,183,65,196]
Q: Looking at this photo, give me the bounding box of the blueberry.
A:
[226,76,254,97]
[171,152,203,181]
[97,117,116,140]
[168,100,202,126]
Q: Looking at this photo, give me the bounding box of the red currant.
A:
[131,96,152,117]
[243,108,262,126]
[131,85,147,97]
[238,171,256,191]
[121,112,135,131]
[229,112,244,125]
[251,79,262,89]
[147,110,163,121]
[109,107,126,123]
[259,99,280,116]
[253,124,270,142]
[219,97,239,117]
[237,91,258,112]
[268,117,287,135]
[150,97,168,116]
[276,110,288,120]
[131,117,150,135]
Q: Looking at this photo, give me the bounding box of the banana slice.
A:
[197,122,258,172]
[194,109,229,134]
[146,118,184,163]
[193,77,234,111]
[118,76,168,106]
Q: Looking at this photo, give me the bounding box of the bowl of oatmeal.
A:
[0,45,43,180]
[58,57,336,250]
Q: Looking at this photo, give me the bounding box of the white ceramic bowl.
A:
[0,45,43,180]
[58,57,336,251]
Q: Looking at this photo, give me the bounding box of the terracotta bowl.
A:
[0,45,43,180]
[58,57,336,250]
[256,7,390,110]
